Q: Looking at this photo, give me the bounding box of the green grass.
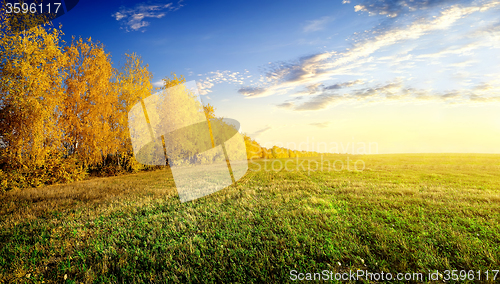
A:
[1,154,499,283]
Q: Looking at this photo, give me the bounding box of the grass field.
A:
[1,154,499,283]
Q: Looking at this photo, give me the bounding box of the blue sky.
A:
[52,0,500,154]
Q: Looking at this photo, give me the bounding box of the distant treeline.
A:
[244,137,334,160]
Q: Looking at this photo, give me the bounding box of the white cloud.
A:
[303,16,332,33]
[152,80,164,88]
[112,1,183,32]
[353,0,459,18]
[196,81,214,95]
[114,12,126,21]
[195,70,247,95]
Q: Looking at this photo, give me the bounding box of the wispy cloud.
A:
[267,52,335,85]
[353,0,457,18]
[290,83,325,97]
[251,126,272,137]
[237,0,500,109]
[325,4,495,70]
[278,78,500,111]
[324,80,364,90]
[309,122,331,128]
[239,52,337,99]
[352,81,404,98]
[112,1,183,32]
[152,80,164,88]
[469,20,500,41]
[196,81,214,95]
[287,80,364,98]
[449,60,478,68]
[195,70,247,95]
[294,93,340,111]
[303,16,332,32]
[276,102,295,109]
[238,86,266,97]
[469,94,500,102]
[416,42,486,59]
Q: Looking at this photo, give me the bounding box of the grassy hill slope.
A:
[1,154,499,283]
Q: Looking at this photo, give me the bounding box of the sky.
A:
[49,0,500,154]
